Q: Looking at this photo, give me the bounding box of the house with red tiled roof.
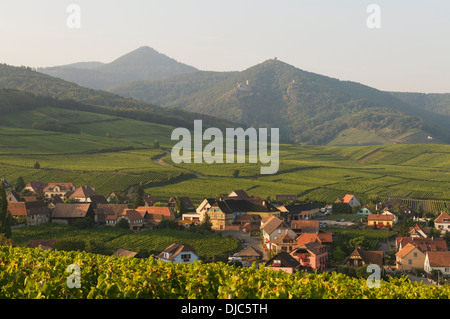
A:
[168,196,195,212]
[51,203,95,225]
[290,242,329,271]
[409,224,432,238]
[7,202,27,217]
[106,191,130,204]
[424,251,450,277]
[143,195,156,207]
[234,246,263,265]
[157,243,199,264]
[233,214,261,226]
[207,197,280,230]
[336,194,361,207]
[8,200,51,226]
[368,213,394,228]
[69,186,98,203]
[260,215,297,251]
[344,247,384,268]
[93,203,128,225]
[6,190,22,203]
[395,243,426,271]
[295,231,333,247]
[395,237,448,252]
[24,180,46,194]
[434,212,450,234]
[135,206,175,222]
[291,220,320,234]
[24,181,75,200]
[112,249,143,258]
[271,232,297,253]
[228,190,250,198]
[280,203,320,222]
[43,183,75,200]
[264,251,301,274]
[106,209,145,231]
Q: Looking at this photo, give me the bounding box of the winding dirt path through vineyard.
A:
[153,150,203,178]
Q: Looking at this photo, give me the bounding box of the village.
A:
[2,178,450,286]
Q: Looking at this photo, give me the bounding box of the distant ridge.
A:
[0,63,238,132]
[37,46,198,90]
[110,58,450,145]
[31,46,450,145]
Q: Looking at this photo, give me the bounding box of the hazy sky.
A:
[1,0,449,93]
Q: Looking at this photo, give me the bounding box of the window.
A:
[408,259,412,264]
[413,252,417,257]
[181,254,191,259]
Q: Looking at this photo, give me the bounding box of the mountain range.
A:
[7,46,450,145]
[0,62,235,133]
[38,46,198,90]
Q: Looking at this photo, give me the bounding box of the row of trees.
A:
[0,183,12,239]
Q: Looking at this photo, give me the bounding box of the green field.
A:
[0,107,450,209]
[11,223,240,260]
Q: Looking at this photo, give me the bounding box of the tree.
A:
[397,217,410,237]
[153,139,160,149]
[0,183,11,238]
[130,183,145,209]
[417,204,424,217]
[429,226,441,238]
[156,219,178,229]
[175,198,187,217]
[348,236,370,250]
[85,240,107,254]
[153,202,166,207]
[332,202,352,214]
[351,205,362,214]
[34,161,40,169]
[332,246,347,263]
[116,217,130,229]
[14,176,25,193]
[54,240,85,252]
[198,213,212,232]
[444,231,450,247]
[73,217,94,229]
[0,233,13,246]
[233,169,240,178]
[174,198,182,213]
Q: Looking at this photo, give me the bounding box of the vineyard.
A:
[325,227,398,250]
[103,228,241,260]
[11,224,240,261]
[2,108,450,207]
[1,246,449,299]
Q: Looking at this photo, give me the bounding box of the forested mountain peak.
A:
[37,46,198,90]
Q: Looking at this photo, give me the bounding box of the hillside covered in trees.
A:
[110,59,450,145]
